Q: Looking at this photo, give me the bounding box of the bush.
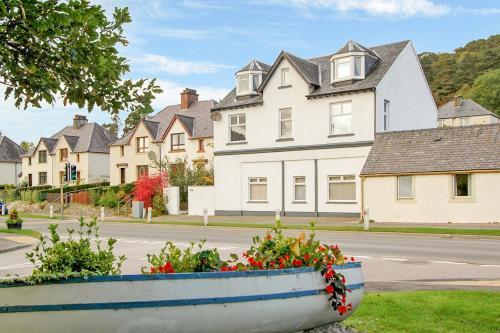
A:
[5,189,18,201]
[25,217,126,284]
[133,172,167,208]
[99,189,119,208]
[152,193,166,216]
[41,182,110,194]
[6,209,23,224]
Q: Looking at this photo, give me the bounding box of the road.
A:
[1,219,500,291]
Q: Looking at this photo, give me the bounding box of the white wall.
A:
[439,115,500,127]
[87,153,110,183]
[363,173,500,223]
[0,162,21,185]
[188,186,215,216]
[376,42,437,132]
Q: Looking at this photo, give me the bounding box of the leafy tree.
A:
[464,69,500,115]
[102,113,121,137]
[0,0,162,113]
[123,104,154,134]
[19,140,34,151]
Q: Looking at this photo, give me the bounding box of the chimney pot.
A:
[180,88,198,110]
[453,95,463,107]
[73,115,88,129]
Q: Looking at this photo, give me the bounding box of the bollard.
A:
[363,207,370,231]
[1,204,5,216]
[147,207,152,223]
[100,207,105,223]
[143,208,147,219]
[203,208,208,226]
[275,209,281,223]
[49,205,54,219]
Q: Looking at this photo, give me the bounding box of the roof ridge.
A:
[377,123,500,136]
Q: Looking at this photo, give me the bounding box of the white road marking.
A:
[379,257,408,262]
[428,260,467,265]
[479,264,500,268]
[0,262,37,270]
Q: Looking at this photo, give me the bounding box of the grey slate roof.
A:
[334,40,380,59]
[176,115,194,137]
[111,99,215,146]
[438,99,499,119]
[0,135,24,163]
[213,40,410,111]
[237,60,271,73]
[361,124,500,175]
[62,135,79,151]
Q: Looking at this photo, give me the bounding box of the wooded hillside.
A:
[419,34,500,114]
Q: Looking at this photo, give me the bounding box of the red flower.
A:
[292,259,303,267]
[279,263,285,269]
[338,305,347,314]
[324,270,334,279]
[341,276,346,283]
[150,267,157,273]
[325,285,334,293]
[351,257,355,262]
[304,254,310,261]
[266,234,272,241]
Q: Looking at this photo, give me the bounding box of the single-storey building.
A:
[438,96,499,127]
[360,124,500,223]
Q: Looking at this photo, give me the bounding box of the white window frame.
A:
[329,101,353,136]
[279,108,292,138]
[236,74,250,95]
[397,175,414,199]
[293,176,306,202]
[328,175,356,202]
[384,99,390,131]
[248,177,267,202]
[460,117,470,127]
[453,174,472,198]
[281,68,290,86]
[331,54,365,82]
[228,114,246,143]
[335,57,351,80]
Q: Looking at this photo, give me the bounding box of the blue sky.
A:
[1,0,499,143]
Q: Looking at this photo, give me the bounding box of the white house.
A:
[361,124,500,223]
[109,89,215,185]
[0,134,24,185]
[438,96,500,127]
[210,40,437,217]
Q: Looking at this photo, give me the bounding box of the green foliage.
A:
[98,189,118,208]
[25,217,126,284]
[5,209,23,224]
[123,105,154,133]
[41,182,110,194]
[19,141,34,151]
[420,34,500,110]
[464,68,500,114]
[143,240,223,273]
[0,0,162,114]
[152,193,166,216]
[5,188,17,201]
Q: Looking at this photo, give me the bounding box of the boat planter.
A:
[6,222,22,230]
[0,263,363,333]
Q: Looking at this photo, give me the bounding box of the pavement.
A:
[0,218,499,291]
[0,234,38,254]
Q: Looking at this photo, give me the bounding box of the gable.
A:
[260,58,310,95]
[161,115,194,141]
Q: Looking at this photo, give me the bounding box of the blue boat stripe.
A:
[0,262,362,288]
[0,283,363,314]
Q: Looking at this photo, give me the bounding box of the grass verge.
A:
[345,290,500,333]
[106,219,500,237]
[0,228,42,238]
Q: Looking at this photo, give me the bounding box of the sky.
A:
[1,0,499,143]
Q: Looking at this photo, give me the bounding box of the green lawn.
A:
[107,219,500,237]
[0,228,42,238]
[345,291,500,333]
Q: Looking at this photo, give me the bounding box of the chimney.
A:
[453,95,463,107]
[73,115,88,129]
[180,88,198,110]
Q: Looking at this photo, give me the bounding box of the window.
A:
[279,108,292,138]
[330,101,352,135]
[354,56,362,76]
[397,176,413,199]
[294,176,306,202]
[281,68,290,86]
[28,157,31,166]
[120,146,124,157]
[171,133,185,151]
[120,168,126,184]
[328,175,356,202]
[460,117,470,126]
[229,114,246,142]
[336,57,351,79]
[249,177,267,202]
[237,74,261,95]
[60,148,68,162]
[438,120,444,127]
[136,137,148,153]
[76,153,80,163]
[454,174,471,197]
[198,139,205,152]
[137,165,149,179]
[237,75,250,95]
[38,172,47,185]
[39,150,47,163]
[384,100,390,131]
[252,74,260,92]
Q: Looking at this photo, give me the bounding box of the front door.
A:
[28,174,32,187]
[120,168,126,184]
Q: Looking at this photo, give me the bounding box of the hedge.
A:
[40,182,110,194]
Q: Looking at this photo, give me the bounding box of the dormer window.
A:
[237,73,261,96]
[332,55,365,82]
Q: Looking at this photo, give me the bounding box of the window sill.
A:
[450,196,475,203]
[278,85,292,90]
[325,201,357,204]
[169,149,186,153]
[328,133,355,138]
[227,141,247,146]
[276,138,294,142]
[247,201,268,203]
[292,201,307,204]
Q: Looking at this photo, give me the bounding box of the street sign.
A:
[63,163,77,182]
[70,165,77,181]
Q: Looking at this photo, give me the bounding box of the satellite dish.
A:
[210,111,222,121]
[148,151,157,161]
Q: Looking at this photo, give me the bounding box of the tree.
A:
[123,104,154,134]
[132,172,168,208]
[465,69,500,115]
[19,140,34,151]
[102,113,121,138]
[0,0,162,114]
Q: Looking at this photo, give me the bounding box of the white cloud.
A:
[133,54,234,75]
[260,0,450,18]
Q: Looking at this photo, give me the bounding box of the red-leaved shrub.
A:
[132,172,168,208]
